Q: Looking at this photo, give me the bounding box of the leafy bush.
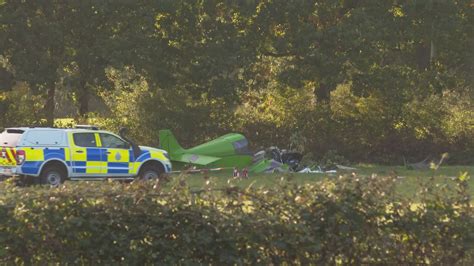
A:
[318,149,350,168]
[0,174,473,264]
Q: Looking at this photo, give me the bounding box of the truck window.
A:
[73,133,98,147]
[99,133,129,149]
[0,129,25,147]
[21,130,65,146]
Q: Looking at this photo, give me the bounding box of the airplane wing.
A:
[172,153,221,166]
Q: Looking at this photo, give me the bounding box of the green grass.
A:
[2,165,472,200]
[175,165,474,198]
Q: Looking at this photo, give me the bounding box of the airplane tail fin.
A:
[159,130,184,154]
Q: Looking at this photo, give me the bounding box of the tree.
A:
[1,1,66,125]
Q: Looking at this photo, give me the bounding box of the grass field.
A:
[2,165,472,199]
[177,165,474,198]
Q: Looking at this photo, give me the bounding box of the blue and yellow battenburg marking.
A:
[17,147,168,176]
[21,147,71,174]
[70,148,134,174]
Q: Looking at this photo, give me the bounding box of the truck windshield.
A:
[0,129,25,147]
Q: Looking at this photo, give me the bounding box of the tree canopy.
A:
[1,0,473,163]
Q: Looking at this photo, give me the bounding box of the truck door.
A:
[0,128,25,176]
[0,128,24,167]
[71,132,104,175]
[98,133,133,176]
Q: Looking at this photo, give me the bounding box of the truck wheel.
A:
[40,166,66,186]
[139,166,162,181]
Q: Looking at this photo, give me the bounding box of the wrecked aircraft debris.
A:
[158,130,303,173]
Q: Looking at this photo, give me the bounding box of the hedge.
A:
[0,174,473,264]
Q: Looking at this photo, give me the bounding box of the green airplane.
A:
[158,130,289,173]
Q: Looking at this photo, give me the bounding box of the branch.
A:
[260,50,297,58]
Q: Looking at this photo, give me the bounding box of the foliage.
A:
[0,174,473,264]
[0,0,472,162]
[318,150,350,168]
[0,83,46,127]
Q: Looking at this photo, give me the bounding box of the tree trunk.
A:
[314,82,331,103]
[44,86,56,127]
[416,42,430,70]
[78,81,89,121]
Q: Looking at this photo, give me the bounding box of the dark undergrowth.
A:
[0,172,473,264]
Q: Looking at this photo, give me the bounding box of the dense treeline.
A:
[0,175,473,264]
[1,1,473,163]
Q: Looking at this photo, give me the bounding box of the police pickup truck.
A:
[0,126,171,185]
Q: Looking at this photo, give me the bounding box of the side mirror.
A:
[119,127,141,158]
